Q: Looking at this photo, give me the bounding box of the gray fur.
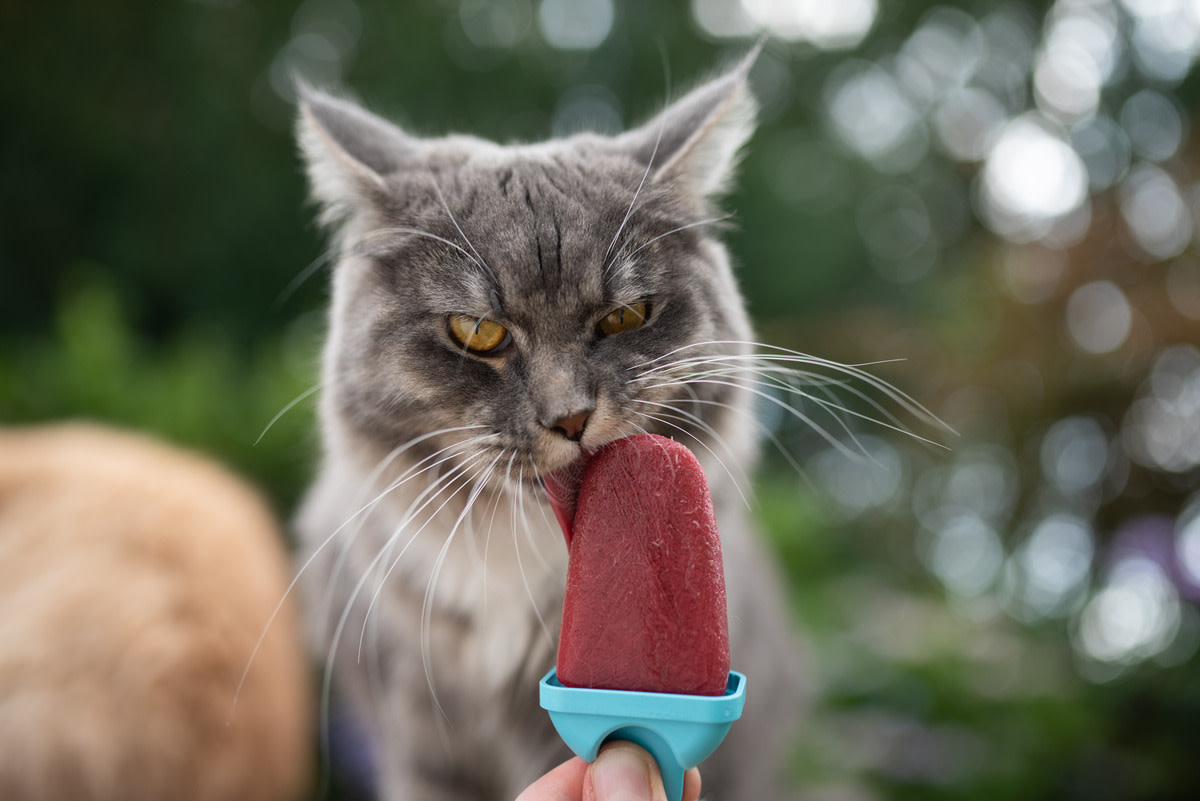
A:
[294,51,803,800]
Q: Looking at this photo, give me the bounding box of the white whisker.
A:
[273,246,338,311]
[419,452,504,724]
[317,450,489,762]
[233,423,490,720]
[639,392,806,477]
[318,430,496,638]
[429,179,500,291]
[655,369,947,455]
[474,454,516,617]
[629,396,753,487]
[254,383,321,446]
[640,369,871,458]
[618,214,733,270]
[604,124,664,266]
[352,225,486,270]
[633,340,952,436]
[357,450,491,658]
[520,469,558,573]
[511,463,555,646]
[625,405,751,510]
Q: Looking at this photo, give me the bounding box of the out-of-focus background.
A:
[4,0,1200,798]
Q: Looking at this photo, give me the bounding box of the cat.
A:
[294,49,806,800]
[0,423,312,801]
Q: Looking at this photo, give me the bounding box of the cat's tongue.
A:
[543,456,589,548]
[554,434,730,696]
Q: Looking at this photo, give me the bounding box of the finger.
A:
[585,741,657,801]
[516,755,590,801]
[586,741,699,801]
[682,767,701,801]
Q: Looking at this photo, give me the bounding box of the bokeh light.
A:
[933,87,1007,161]
[459,0,533,50]
[1034,2,1119,123]
[895,7,984,107]
[693,0,877,48]
[979,115,1089,243]
[1070,114,1131,191]
[1041,416,1110,493]
[1118,163,1192,261]
[1178,501,1200,591]
[1003,515,1095,621]
[923,512,1005,598]
[270,0,363,101]
[1123,346,1200,472]
[690,0,759,39]
[551,84,622,136]
[913,445,1020,531]
[825,61,927,172]
[1120,89,1186,161]
[811,435,904,515]
[1123,0,1200,81]
[537,0,613,50]
[1076,557,1181,668]
[1066,280,1133,354]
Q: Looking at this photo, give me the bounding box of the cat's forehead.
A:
[413,137,649,219]
[392,138,681,317]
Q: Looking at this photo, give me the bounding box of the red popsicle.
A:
[552,435,730,696]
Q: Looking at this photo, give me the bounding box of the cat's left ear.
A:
[295,83,418,225]
[616,46,760,202]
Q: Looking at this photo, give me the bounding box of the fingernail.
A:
[591,744,655,801]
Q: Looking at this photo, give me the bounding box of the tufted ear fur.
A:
[295,83,418,227]
[616,46,760,202]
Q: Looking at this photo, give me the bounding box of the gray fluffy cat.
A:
[294,51,803,800]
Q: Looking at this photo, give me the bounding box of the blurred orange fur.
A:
[0,423,311,801]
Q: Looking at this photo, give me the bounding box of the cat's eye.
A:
[597,301,648,337]
[448,314,511,355]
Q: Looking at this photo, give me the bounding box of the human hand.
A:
[516,741,701,801]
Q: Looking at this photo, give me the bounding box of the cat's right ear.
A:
[615,46,761,205]
[295,83,417,223]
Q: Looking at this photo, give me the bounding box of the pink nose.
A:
[550,410,591,442]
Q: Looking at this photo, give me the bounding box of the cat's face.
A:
[299,57,759,490]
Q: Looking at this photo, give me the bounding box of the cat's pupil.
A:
[448,314,510,354]
[598,301,648,337]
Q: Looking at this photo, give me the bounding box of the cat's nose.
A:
[547,410,592,443]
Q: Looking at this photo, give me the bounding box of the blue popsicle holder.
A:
[539,669,746,801]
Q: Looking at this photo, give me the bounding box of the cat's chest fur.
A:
[298,447,568,697]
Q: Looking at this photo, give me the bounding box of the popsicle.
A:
[539,434,745,801]
[554,434,731,696]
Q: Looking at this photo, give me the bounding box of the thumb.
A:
[584,742,666,801]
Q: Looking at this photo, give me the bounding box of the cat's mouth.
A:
[541,452,593,548]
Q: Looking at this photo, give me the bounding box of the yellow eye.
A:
[448,314,510,354]
[598,301,648,337]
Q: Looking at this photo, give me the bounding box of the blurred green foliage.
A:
[758,468,1200,801]
[0,270,319,512]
